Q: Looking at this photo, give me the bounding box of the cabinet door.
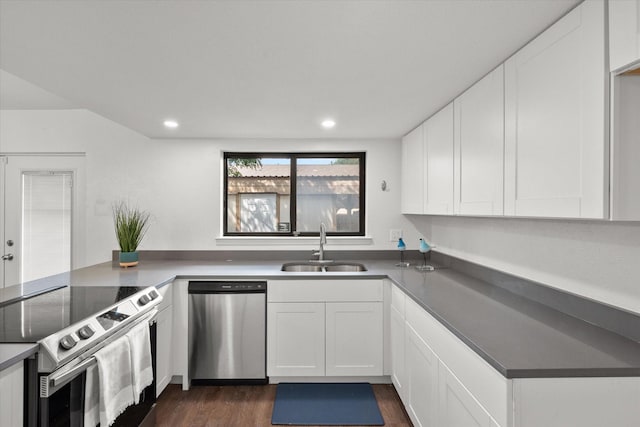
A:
[405,324,438,427]
[454,66,504,216]
[424,103,455,215]
[609,0,640,72]
[401,124,425,214]
[504,0,607,218]
[0,362,23,427]
[325,302,383,376]
[156,305,173,397]
[439,362,498,427]
[390,304,406,400]
[267,302,325,376]
[611,74,640,220]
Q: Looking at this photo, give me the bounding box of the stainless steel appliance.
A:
[188,281,266,384]
[0,285,162,427]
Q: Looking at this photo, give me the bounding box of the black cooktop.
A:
[0,286,143,343]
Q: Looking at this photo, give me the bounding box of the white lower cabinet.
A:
[267,279,384,378]
[268,302,325,376]
[439,361,499,427]
[325,302,383,376]
[405,324,438,427]
[0,361,23,427]
[389,303,406,399]
[390,284,640,427]
[156,305,173,396]
[156,283,173,397]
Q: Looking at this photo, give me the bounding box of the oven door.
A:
[35,322,157,427]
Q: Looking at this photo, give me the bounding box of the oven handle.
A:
[41,311,158,397]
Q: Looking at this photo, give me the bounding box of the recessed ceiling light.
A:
[163,119,179,129]
[321,119,336,129]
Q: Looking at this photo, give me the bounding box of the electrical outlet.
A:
[389,229,403,242]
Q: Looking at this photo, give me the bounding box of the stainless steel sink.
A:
[324,262,367,272]
[281,262,367,272]
[280,262,323,272]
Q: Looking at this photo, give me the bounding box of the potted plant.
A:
[113,201,150,267]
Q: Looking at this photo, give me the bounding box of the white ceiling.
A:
[0,70,77,110]
[0,0,580,139]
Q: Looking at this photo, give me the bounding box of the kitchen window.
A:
[224,152,365,236]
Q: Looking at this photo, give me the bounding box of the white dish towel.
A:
[126,310,156,403]
[84,363,100,427]
[94,335,135,427]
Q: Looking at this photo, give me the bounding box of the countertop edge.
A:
[0,344,38,371]
[3,257,639,379]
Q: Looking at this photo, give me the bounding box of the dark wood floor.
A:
[155,383,413,427]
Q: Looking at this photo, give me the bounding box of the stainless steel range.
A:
[0,285,163,427]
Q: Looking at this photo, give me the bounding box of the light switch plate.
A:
[389,229,403,241]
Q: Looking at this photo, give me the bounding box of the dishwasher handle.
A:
[188,281,266,294]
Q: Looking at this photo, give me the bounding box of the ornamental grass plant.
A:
[113,201,150,253]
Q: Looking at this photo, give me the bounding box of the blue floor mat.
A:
[271,382,384,426]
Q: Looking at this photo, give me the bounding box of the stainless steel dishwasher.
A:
[188,281,267,384]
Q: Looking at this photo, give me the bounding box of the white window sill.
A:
[215,236,374,246]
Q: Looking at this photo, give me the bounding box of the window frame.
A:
[223,152,366,237]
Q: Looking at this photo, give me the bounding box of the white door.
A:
[504,0,607,218]
[156,305,173,397]
[424,103,455,215]
[438,362,498,427]
[405,323,439,427]
[609,0,640,72]
[0,361,24,427]
[1,155,85,287]
[267,302,325,376]
[156,283,173,397]
[325,302,383,376]
[401,124,425,214]
[390,303,407,399]
[453,65,505,216]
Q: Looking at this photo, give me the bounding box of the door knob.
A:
[1,253,13,261]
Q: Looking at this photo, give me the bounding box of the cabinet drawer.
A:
[268,279,383,302]
[406,297,509,427]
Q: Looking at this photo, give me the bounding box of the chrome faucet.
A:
[312,223,329,262]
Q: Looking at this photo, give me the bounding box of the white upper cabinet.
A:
[401,124,425,214]
[424,103,455,215]
[609,0,640,72]
[454,66,505,216]
[610,73,640,220]
[504,0,607,219]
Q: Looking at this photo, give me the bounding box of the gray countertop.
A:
[0,344,38,371]
[2,257,640,378]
